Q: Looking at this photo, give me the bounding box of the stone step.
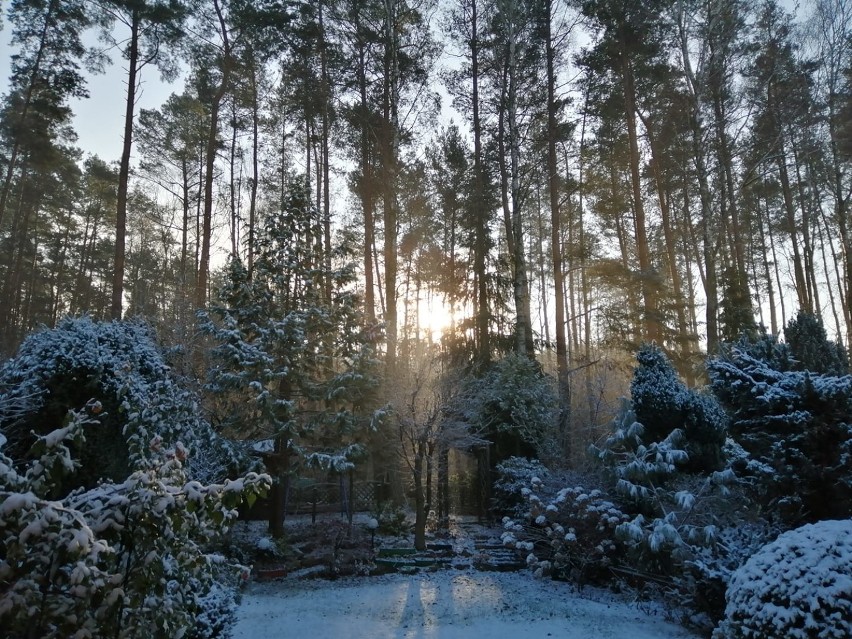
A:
[374,521,526,575]
[474,559,527,572]
[377,547,417,558]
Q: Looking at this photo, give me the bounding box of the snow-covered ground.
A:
[231,570,700,639]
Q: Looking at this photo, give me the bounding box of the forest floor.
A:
[227,514,701,639]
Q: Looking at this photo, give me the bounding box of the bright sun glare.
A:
[419,298,456,339]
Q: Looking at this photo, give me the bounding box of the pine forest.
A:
[1,0,851,638]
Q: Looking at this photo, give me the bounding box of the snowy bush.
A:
[190,581,238,639]
[677,521,782,630]
[709,343,852,524]
[0,405,270,639]
[784,311,849,375]
[493,456,549,516]
[527,485,629,583]
[594,405,736,574]
[631,345,687,444]
[594,404,689,498]
[713,519,852,639]
[374,501,410,536]
[450,354,557,460]
[0,317,241,487]
[630,345,726,473]
[496,464,629,584]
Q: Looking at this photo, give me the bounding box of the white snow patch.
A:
[231,571,699,639]
[255,537,275,552]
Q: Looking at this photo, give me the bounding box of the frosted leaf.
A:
[675,490,695,510]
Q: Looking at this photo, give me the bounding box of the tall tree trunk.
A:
[181,158,190,289]
[4,189,34,344]
[0,0,57,230]
[229,100,239,257]
[498,56,514,258]
[437,444,449,529]
[713,94,747,284]
[776,148,811,313]
[756,194,778,335]
[269,439,291,539]
[470,0,490,368]
[111,10,141,320]
[248,59,259,274]
[620,47,660,344]
[355,12,376,324]
[382,0,399,371]
[639,113,692,374]
[319,0,333,300]
[50,217,72,325]
[815,210,843,339]
[196,0,232,310]
[545,2,570,446]
[677,5,721,352]
[764,195,788,329]
[504,4,534,357]
[413,442,426,551]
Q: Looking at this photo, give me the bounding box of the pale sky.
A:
[0,23,181,164]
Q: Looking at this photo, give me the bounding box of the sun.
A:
[418,297,457,340]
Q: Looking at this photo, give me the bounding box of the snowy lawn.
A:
[231,570,700,639]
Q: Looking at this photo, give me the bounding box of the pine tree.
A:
[201,180,381,537]
[719,266,758,343]
[101,0,187,319]
[784,311,849,375]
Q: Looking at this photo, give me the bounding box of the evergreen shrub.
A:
[452,354,557,461]
[493,456,549,516]
[631,345,727,473]
[709,344,852,524]
[0,317,239,488]
[500,481,630,584]
[713,519,852,639]
[0,406,269,638]
[785,311,848,375]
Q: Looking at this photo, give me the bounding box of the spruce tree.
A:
[710,322,852,524]
[784,311,849,375]
[201,180,380,537]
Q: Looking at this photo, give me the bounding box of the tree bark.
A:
[620,45,660,344]
[356,20,376,324]
[545,1,570,445]
[381,0,399,371]
[470,0,490,368]
[248,60,259,274]
[111,10,141,320]
[503,2,534,357]
[196,0,232,310]
[413,443,426,551]
[677,3,721,352]
[0,0,57,230]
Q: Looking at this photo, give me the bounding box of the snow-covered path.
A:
[231,570,700,639]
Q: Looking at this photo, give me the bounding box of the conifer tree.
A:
[101,0,187,319]
[631,344,727,473]
[201,180,381,537]
[785,311,849,375]
[710,329,852,524]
